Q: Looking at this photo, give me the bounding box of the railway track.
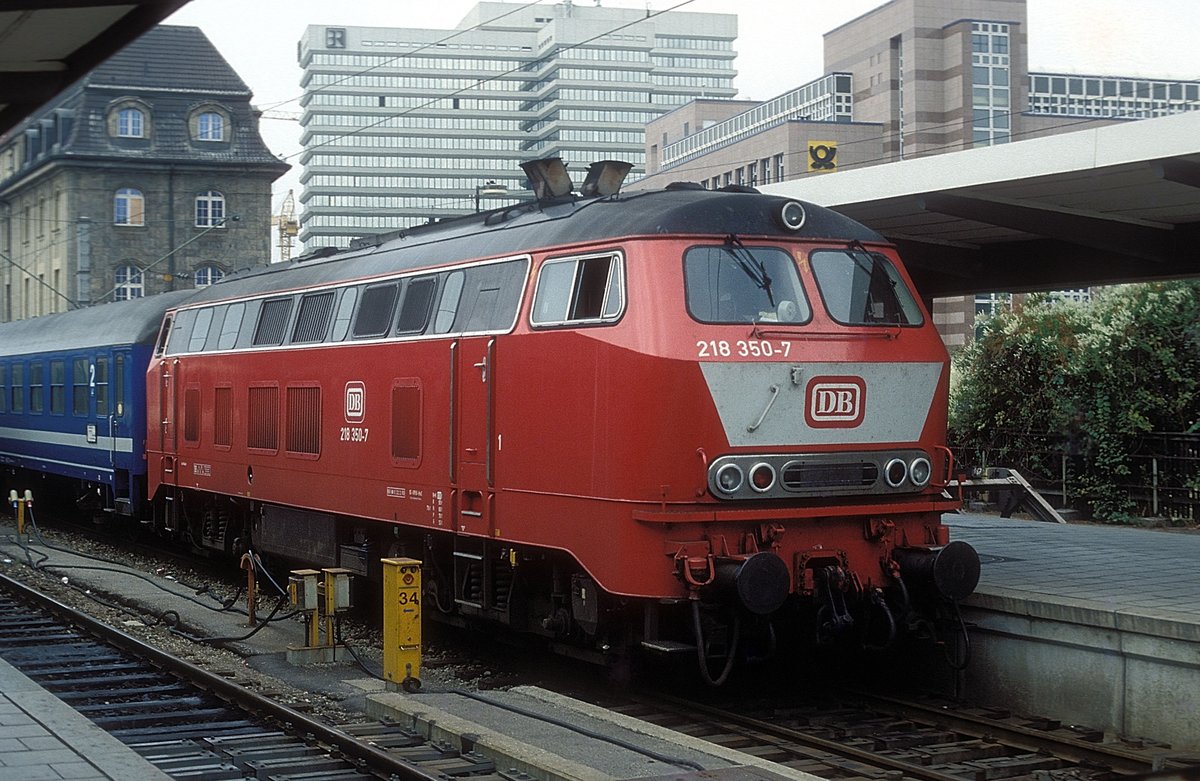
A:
[0,571,524,781]
[599,690,1196,781]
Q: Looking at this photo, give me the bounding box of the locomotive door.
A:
[158,357,179,487]
[453,336,495,536]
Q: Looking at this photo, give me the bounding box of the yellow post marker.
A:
[381,557,422,691]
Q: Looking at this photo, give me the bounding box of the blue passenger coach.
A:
[0,292,194,516]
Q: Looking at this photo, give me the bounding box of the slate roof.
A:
[1,25,288,183]
[85,25,251,95]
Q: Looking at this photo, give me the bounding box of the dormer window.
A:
[190,106,231,142]
[118,107,144,137]
[108,99,151,140]
[197,112,224,141]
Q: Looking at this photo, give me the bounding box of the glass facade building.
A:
[297,2,736,250]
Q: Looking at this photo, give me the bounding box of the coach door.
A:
[453,335,495,537]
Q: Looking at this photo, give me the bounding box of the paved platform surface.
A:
[0,656,171,781]
[948,512,1200,632]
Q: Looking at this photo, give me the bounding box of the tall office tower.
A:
[297,1,736,250]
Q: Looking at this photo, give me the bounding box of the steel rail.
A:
[0,571,446,781]
[854,691,1190,774]
[632,692,977,781]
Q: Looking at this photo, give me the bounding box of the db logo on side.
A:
[806,376,866,428]
[345,381,365,423]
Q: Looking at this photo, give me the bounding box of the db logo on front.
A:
[345,381,365,423]
[805,376,866,428]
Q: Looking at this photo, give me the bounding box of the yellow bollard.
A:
[381,558,422,691]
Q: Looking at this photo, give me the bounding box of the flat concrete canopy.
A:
[765,111,1200,298]
[0,0,191,137]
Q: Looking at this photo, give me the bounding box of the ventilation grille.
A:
[183,388,200,443]
[391,384,421,462]
[287,387,321,455]
[781,461,878,490]
[214,387,232,447]
[248,386,278,450]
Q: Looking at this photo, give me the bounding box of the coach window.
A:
[95,358,109,416]
[292,291,336,343]
[11,364,24,414]
[253,298,293,346]
[73,358,89,416]
[50,361,65,415]
[810,248,923,326]
[217,303,245,350]
[531,253,624,326]
[395,277,436,334]
[432,271,465,334]
[30,363,44,414]
[330,287,358,341]
[352,283,399,339]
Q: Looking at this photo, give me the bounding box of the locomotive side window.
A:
[457,259,528,333]
[167,310,197,355]
[531,252,623,326]
[293,291,336,343]
[254,298,293,346]
[353,283,399,339]
[810,249,924,326]
[217,303,245,350]
[432,271,465,334]
[395,277,436,334]
[189,308,214,352]
[684,246,809,325]
[331,287,358,341]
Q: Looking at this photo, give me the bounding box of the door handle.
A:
[473,355,487,382]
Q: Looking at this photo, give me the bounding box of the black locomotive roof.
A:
[0,290,197,358]
[186,188,885,307]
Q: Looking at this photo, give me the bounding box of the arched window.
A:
[117,107,144,138]
[194,265,224,287]
[197,112,225,141]
[114,266,144,301]
[195,191,225,227]
[114,188,145,226]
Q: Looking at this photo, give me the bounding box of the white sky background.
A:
[165,0,1200,257]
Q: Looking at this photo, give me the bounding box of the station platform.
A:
[947,513,1200,754]
[0,656,171,780]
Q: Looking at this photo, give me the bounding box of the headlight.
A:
[883,458,908,488]
[749,462,776,492]
[909,456,932,487]
[775,200,806,231]
[715,463,744,494]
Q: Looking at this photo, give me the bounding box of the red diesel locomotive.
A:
[145,160,978,681]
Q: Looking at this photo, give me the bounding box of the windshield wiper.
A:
[724,234,775,307]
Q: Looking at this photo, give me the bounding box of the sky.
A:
[165,0,1200,242]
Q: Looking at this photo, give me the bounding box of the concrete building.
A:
[0,26,288,323]
[296,1,737,250]
[636,0,1199,348]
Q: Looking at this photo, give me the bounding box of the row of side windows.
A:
[115,188,226,228]
[163,251,625,356]
[0,355,126,417]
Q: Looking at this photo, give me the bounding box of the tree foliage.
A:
[949,281,1200,521]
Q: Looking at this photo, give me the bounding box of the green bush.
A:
[949,282,1200,521]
